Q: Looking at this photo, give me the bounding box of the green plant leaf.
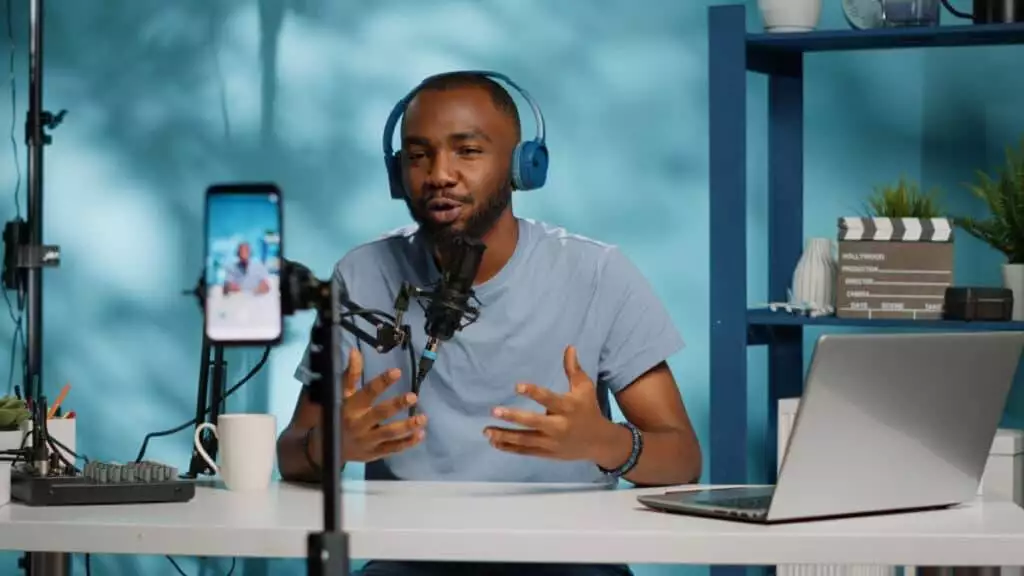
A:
[952,138,1024,263]
[0,395,29,430]
[864,176,943,219]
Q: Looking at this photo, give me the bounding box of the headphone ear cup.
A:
[511,140,549,191]
[386,152,405,199]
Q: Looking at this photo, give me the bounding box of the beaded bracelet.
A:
[597,421,643,478]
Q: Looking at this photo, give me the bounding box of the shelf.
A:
[707,3,1024,522]
[748,308,1024,331]
[747,21,1024,55]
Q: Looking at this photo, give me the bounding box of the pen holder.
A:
[0,425,28,507]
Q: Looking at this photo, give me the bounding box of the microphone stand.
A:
[305,279,347,576]
[278,261,415,576]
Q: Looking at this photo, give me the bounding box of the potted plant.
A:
[0,396,29,431]
[954,140,1024,320]
[865,177,943,218]
[0,395,30,457]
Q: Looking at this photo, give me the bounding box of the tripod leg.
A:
[209,345,227,426]
[186,337,214,477]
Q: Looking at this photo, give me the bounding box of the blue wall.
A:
[0,0,1021,574]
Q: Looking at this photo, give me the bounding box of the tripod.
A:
[185,335,228,478]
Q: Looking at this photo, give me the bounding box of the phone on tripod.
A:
[203,183,283,345]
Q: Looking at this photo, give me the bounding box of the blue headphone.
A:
[382,70,549,200]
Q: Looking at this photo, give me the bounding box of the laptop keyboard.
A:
[668,486,775,511]
[707,495,772,509]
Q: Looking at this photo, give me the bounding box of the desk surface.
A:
[2,481,1024,566]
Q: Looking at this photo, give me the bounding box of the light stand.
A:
[1,0,67,574]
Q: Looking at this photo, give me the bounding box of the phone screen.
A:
[204,183,283,345]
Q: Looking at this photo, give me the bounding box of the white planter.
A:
[792,237,837,315]
[1002,263,1024,321]
[758,0,823,32]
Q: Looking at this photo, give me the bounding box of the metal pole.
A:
[21,1,69,573]
[25,0,44,404]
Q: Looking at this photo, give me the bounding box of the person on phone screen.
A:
[276,72,702,576]
[224,242,270,295]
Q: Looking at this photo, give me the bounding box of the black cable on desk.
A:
[134,346,270,463]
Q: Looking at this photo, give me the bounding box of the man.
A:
[277,72,702,576]
[224,242,270,295]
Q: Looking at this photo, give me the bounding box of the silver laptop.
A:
[638,331,1024,523]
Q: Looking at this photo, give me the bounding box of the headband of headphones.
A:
[382,70,549,199]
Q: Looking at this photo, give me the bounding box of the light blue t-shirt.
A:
[225,259,269,292]
[295,218,684,484]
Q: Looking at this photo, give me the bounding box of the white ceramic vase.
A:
[792,238,837,313]
[758,0,823,32]
[1002,263,1024,321]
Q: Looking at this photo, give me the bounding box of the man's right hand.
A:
[337,349,426,463]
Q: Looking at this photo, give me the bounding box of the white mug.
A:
[194,413,277,492]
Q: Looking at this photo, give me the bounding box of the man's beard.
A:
[406,184,512,245]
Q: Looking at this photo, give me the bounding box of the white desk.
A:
[1,481,1024,566]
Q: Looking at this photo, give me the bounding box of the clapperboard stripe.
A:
[837,217,952,242]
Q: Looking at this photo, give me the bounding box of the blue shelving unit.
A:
[708,2,1024,492]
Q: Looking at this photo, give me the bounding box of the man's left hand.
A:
[485,345,614,462]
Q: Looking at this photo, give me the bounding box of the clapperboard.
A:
[835,217,954,320]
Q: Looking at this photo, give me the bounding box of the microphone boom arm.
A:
[335,293,412,356]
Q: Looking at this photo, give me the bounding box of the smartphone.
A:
[203,183,283,345]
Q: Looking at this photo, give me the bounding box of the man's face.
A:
[400,86,517,244]
[238,243,250,262]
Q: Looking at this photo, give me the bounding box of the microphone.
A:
[414,236,486,395]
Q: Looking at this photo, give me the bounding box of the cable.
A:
[5,0,19,218]
[165,556,236,576]
[166,556,188,576]
[940,0,973,19]
[5,319,22,393]
[4,0,26,396]
[84,555,235,576]
[134,346,270,463]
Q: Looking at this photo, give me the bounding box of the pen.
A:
[47,382,70,420]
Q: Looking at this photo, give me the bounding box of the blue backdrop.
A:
[0,0,1021,574]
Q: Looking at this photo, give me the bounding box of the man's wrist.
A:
[590,419,634,471]
[304,424,347,477]
[303,425,323,474]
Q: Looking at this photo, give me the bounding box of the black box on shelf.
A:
[943,286,1013,322]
